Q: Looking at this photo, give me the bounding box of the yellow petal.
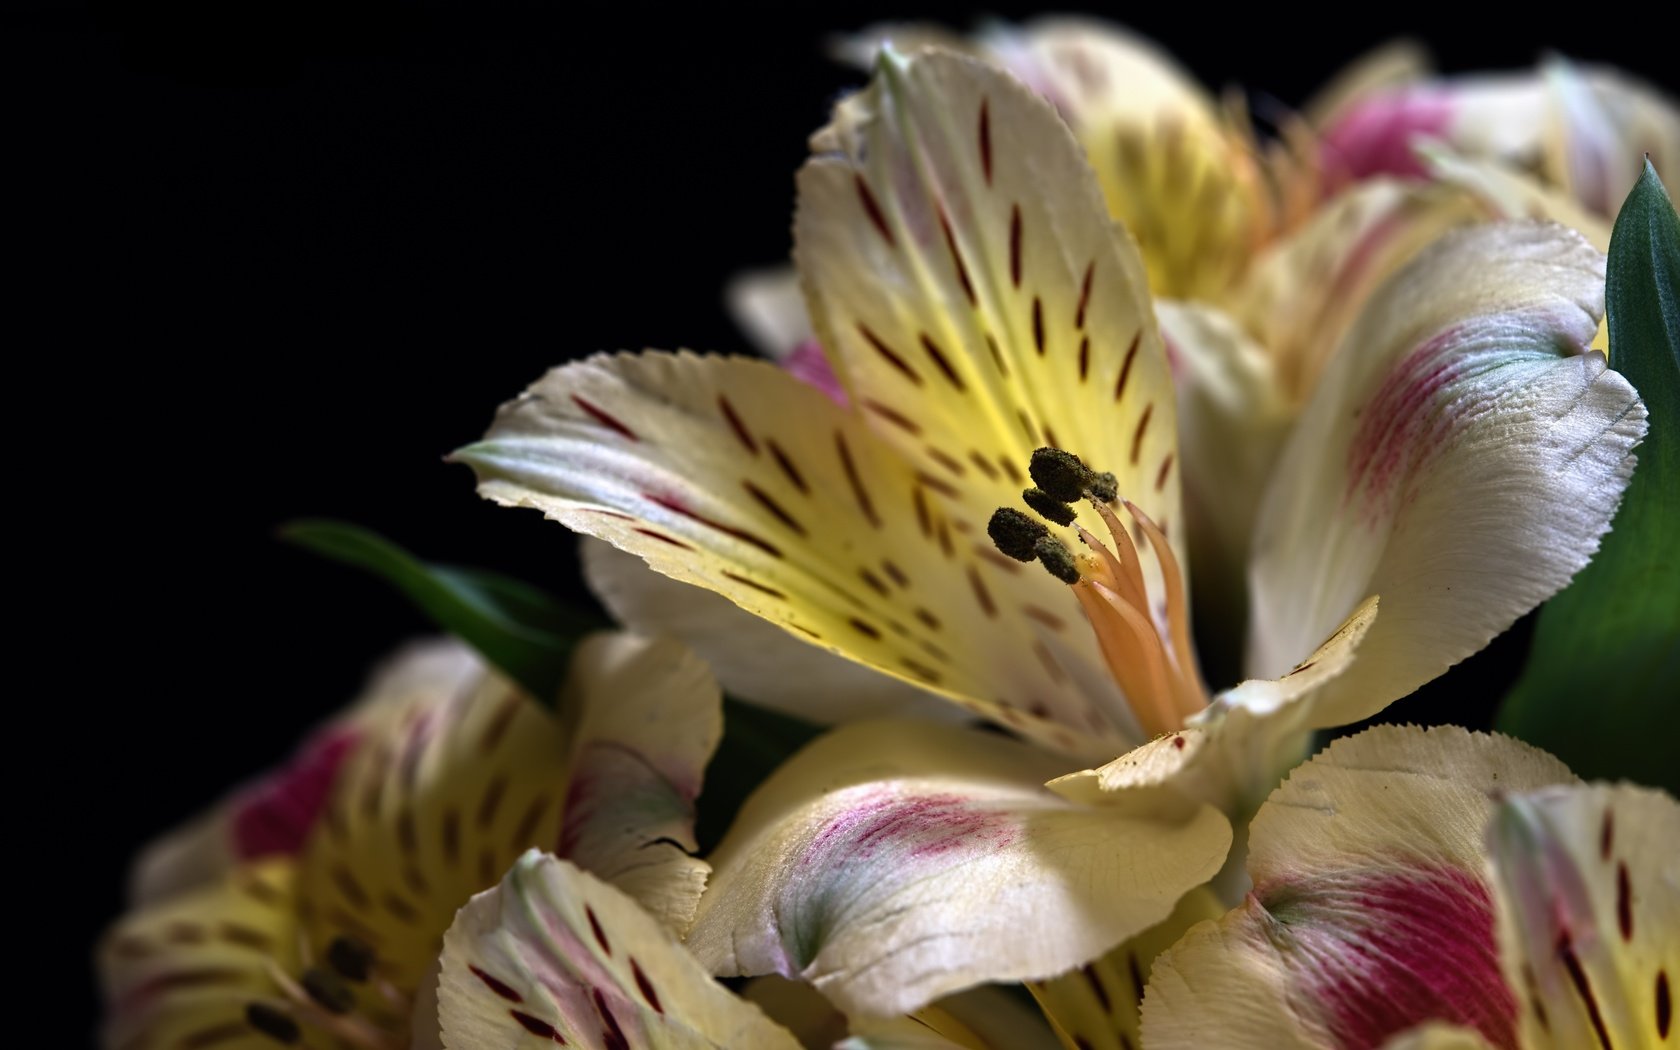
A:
[795,47,1182,566]
[687,720,1231,1020]
[98,860,303,1050]
[435,852,803,1049]
[1487,783,1680,1050]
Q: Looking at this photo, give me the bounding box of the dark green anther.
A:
[988,507,1047,561]
[244,1003,301,1044]
[1028,447,1091,503]
[1034,534,1081,584]
[1088,471,1118,504]
[302,966,355,1014]
[326,935,375,983]
[1022,487,1076,526]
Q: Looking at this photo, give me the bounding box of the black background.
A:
[17,2,1670,1033]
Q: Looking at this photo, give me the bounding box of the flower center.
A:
[247,935,411,1049]
[988,448,1209,738]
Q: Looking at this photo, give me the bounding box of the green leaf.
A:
[1498,160,1680,792]
[281,519,598,704]
[696,699,823,854]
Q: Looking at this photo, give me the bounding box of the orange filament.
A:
[1074,501,1210,737]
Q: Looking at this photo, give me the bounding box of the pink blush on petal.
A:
[1320,90,1455,192]
[1261,864,1519,1050]
[782,341,849,407]
[230,726,360,859]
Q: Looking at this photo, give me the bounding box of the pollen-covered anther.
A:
[988,507,1048,562]
[1088,470,1118,504]
[1028,447,1094,503]
[327,935,375,983]
[244,1002,302,1044]
[1023,487,1077,526]
[302,966,355,1015]
[1034,534,1082,584]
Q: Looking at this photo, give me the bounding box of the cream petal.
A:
[1487,783,1680,1050]
[435,851,802,1049]
[583,539,960,725]
[1141,725,1576,1050]
[727,266,816,360]
[1380,1024,1502,1050]
[686,720,1231,1020]
[556,632,722,936]
[1246,222,1645,729]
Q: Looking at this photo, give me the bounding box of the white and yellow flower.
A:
[1142,724,1679,1050]
[97,633,722,1049]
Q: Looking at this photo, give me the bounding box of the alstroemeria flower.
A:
[1316,51,1680,216]
[458,46,1643,815]
[1141,724,1679,1050]
[432,850,1071,1049]
[97,633,720,1049]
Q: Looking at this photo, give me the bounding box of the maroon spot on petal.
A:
[631,957,664,1013]
[967,450,999,480]
[1114,330,1142,401]
[476,775,508,830]
[381,892,420,924]
[849,617,883,640]
[510,794,550,850]
[441,808,461,864]
[855,175,895,246]
[938,207,977,306]
[570,395,638,442]
[1130,403,1154,465]
[1172,735,1186,750]
[856,323,922,385]
[926,446,967,479]
[1082,962,1111,1013]
[978,98,993,184]
[863,398,922,435]
[911,484,932,538]
[743,480,807,536]
[1617,862,1633,941]
[1033,640,1067,683]
[917,470,961,501]
[999,456,1023,484]
[985,330,1009,376]
[586,905,612,956]
[1155,453,1175,492]
[1657,970,1671,1039]
[718,395,758,455]
[858,568,889,596]
[1021,604,1066,631]
[901,658,944,684]
[471,964,524,1003]
[479,694,523,754]
[722,571,787,600]
[510,1010,562,1040]
[835,432,881,528]
[330,866,370,911]
[914,607,942,630]
[1127,951,1146,1001]
[1032,296,1045,355]
[919,332,965,390]
[1075,260,1095,329]
[1009,204,1023,288]
[1042,423,1060,450]
[630,527,694,551]
[882,559,909,587]
[1599,808,1614,860]
[595,988,631,1050]
[643,493,784,557]
[1558,931,1614,1050]
[767,440,810,493]
[1078,335,1090,381]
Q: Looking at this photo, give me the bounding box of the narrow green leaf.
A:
[696,699,824,853]
[1498,160,1680,791]
[281,519,596,704]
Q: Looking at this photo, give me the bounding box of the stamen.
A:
[245,1003,302,1044]
[302,966,355,1014]
[1023,487,1076,526]
[1088,470,1118,504]
[1034,535,1081,584]
[988,507,1047,562]
[1124,499,1209,711]
[1028,448,1093,502]
[327,936,375,983]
